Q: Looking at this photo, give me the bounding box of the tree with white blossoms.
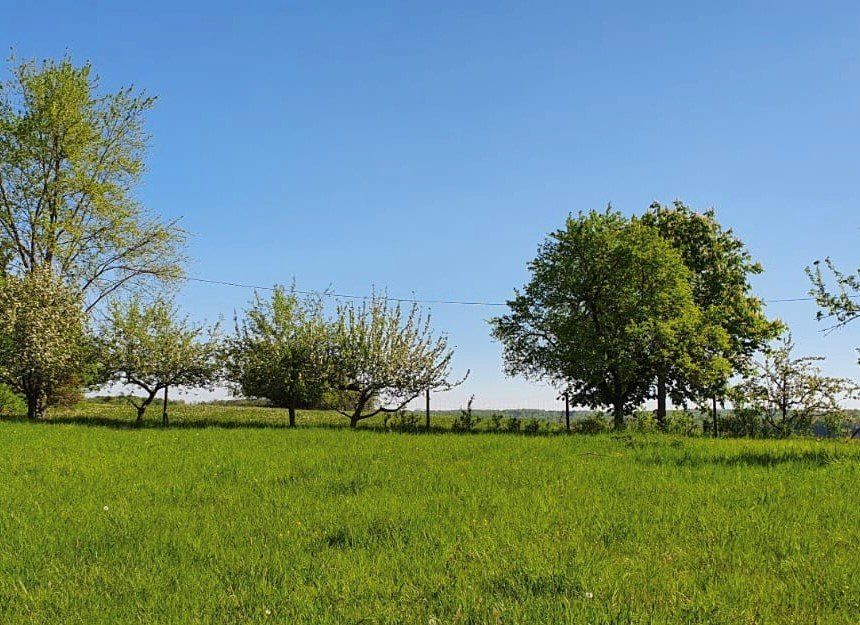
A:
[98,296,221,425]
[729,333,858,437]
[0,268,89,419]
[331,295,466,428]
[225,286,332,427]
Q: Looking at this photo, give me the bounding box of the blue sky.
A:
[3,1,860,409]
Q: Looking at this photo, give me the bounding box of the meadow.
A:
[0,403,858,624]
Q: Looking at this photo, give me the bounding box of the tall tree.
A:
[729,333,857,437]
[331,295,465,428]
[491,209,702,429]
[0,268,89,419]
[0,57,185,310]
[98,296,221,424]
[642,201,782,431]
[225,286,332,427]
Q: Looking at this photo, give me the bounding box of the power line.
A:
[187,276,854,308]
[187,277,507,306]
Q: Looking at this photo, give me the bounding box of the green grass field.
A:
[1,403,858,624]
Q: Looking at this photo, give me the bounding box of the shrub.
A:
[524,418,541,434]
[384,410,419,433]
[665,411,699,436]
[719,407,766,438]
[628,411,659,433]
[0,384,25,416]
[574,415,609,434]
[504,416,521,433]
[451,396,481,432]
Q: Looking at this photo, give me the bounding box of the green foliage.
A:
[664,410,700,437]
[628,411,659,433]
[225,286,331,426]
[332,294,464,427]
[504,416,521,432]
[451,395,481,432]
[572,415,609,434]
[488,413,504,431]
[383,410,420,433]
[523,418,542,434]
[0,268,89,418]
[0,383,25,415]
[0,57,185,310]
[719,407,767,438]
[3,416,857,624]
[491,208,702,429]
[98,296,220,422]
[730,333,858,437]
[642,201,782,413]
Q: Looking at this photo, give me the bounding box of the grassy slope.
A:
[0,405,858,624]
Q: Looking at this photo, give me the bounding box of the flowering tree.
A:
[332,295,465,427]
[98,296,221,424]
[729,334,858,437]
[0,269,89,419]
[225,287,332,427]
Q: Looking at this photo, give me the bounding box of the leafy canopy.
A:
[0,56,185,309]
[225,286,332,419]
[98,295,221,418]
[641,201,782,404]
[0,268,89,418]
[491,208,703,427]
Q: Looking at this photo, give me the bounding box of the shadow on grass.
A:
[0,413,296,430]
[0,412,575,436]
[640,448,851,468]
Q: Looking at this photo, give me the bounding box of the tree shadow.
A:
[0,412,582,437]
[0,413,295,430]
[641,449,851,468]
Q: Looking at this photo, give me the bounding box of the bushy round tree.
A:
[0,269,89,419]
[491,208,704,429]
[225,287,332,427]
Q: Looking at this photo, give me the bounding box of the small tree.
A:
[490,209,702,429]
[332,295,465,428]
[0,269,88,419]
[225,287,331,427]
[98,296,221,424]
[729,334,857,437]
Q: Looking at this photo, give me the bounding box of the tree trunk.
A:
[656,374,667,429]
[288,405,296,428]
[564,394,570,431]
[136,391,157,424]
[161,386,169,428]
[425,389,431,431]
[712,395,718,437]
[26,391,39,420]
[612,401,625,430]
[349,393,369,429]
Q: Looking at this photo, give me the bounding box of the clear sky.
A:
[3,1,860,409]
